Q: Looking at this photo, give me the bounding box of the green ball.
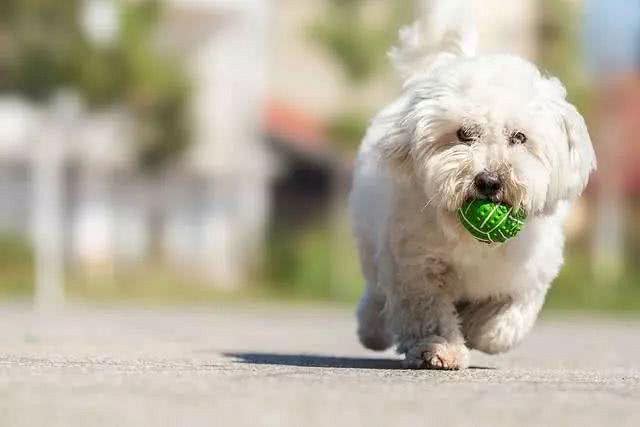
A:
[457,199,527,244]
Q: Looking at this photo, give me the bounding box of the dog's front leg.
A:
[390,290,469,370]
[386,258,469,370]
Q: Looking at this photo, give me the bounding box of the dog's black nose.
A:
[474,171,502,197]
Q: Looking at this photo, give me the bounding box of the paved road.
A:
[0,303,638,427]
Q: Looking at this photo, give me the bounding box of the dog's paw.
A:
[359,329,393,351]
[357,291,393,351]
[403,336,469,370]
[465,319,520,355]
[461,303,524,355]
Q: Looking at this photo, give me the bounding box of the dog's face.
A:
[384,54,596,216]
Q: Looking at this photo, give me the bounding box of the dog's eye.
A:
[509,131,527,145]
[456,127,476,142]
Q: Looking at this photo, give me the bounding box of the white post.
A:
[32,93,80,311]
[188,0,270,288]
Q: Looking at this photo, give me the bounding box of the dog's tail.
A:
[389,0,477,78]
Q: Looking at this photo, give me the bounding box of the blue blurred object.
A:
[584,0,640,75]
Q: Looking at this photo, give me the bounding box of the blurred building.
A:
[0,0,273,288]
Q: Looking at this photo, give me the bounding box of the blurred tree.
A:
[0,0,190,169]
[310,0,414,152]
[538,0,591,114]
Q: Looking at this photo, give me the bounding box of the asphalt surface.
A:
[0,303,638,427]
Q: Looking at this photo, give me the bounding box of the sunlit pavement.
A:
[0,303,638,427]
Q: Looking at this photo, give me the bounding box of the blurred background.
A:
[0,0,638,312]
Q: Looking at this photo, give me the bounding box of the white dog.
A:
[350,0,596,369]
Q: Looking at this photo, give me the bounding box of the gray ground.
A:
[0,303,638,427]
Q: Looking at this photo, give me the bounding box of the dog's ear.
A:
[560,103,597,200]
[367,97,418,176]
[540,77,596,201]
[379,122,414,175]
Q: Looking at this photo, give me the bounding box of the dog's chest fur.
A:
[387,181,566,302]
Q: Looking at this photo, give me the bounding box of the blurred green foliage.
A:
[539,0,592,114]
[310,0,409,82]
[326,110,371,153]
[0,0,190,169]
[310,0,413,152]
[0,234,34,297]
[547,248,640,312]
[265,215,363,302]
[66,267,256,305]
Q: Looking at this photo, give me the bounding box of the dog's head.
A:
[382,54,596,216]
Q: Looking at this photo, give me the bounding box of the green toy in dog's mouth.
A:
[457,199,527,244]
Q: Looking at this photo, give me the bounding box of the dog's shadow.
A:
[224,352,494,370]
[225,352,404,370]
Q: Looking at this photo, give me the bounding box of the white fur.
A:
[350,0,596,369]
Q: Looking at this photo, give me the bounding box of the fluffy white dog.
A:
[350,1,596,369]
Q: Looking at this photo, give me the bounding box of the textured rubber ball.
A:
[457,199,527,244]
